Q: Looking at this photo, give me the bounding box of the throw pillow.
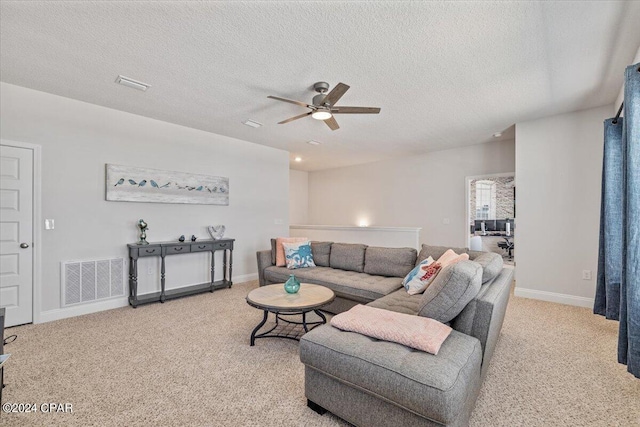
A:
[403,256,441,295]
[416,244,469,265]
[437,249,470,268]
[402,249,470,296]
[275,237,308,267]
[282,241,316,269]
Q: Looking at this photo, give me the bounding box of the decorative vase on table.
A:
[137,219,149,245]
[284,274,300,294]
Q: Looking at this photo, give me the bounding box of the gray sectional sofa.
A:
[256,241,514,427]
[257,241,417,313]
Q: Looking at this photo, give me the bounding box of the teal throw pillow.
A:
[282,241,316,269]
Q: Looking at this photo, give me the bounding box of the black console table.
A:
[127,238,235,308]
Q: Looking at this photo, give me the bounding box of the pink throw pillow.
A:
[437,249,469,268]
[275,237,308,267]
[331,304,452,355]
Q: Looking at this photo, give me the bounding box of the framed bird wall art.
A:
[105,164,229,205]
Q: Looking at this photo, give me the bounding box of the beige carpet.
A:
[2,281,639,426]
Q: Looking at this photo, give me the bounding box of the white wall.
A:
[307,139,515,248]
[515,104,612,307]
[0,83,289,320]
[289,169,308,224]
[290,225,421,250]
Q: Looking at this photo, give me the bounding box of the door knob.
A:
[20,243,29,249]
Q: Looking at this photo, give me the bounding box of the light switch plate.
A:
[45,219,55,230]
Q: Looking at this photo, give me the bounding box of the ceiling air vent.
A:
[115,75,151,91]
[242,120,263,128]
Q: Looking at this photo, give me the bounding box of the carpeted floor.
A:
[2,280,639,426]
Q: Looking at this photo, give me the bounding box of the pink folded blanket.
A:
[330,305,452,355]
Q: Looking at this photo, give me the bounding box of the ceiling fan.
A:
[267,82,381,131]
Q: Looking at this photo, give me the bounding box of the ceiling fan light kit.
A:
[268,82,381,131]
[311,109,332,120]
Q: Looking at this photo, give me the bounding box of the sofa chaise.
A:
[256,241,513,426]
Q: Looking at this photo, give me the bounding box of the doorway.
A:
[0,141,40,327]
[465,173,516,264]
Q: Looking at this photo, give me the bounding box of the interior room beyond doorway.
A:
[467,173,516,265]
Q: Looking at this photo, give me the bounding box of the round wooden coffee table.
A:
[246,283,335,346]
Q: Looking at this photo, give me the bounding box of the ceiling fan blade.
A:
[324,116,340,131]
[331,106,381,114]
[267,95,310,108]
[278,111,312,124]
[322,83,350,106]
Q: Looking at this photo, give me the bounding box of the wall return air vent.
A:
[61,258,125,307]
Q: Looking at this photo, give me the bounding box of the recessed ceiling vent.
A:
[115,75,151,92]
[242,120,263,128]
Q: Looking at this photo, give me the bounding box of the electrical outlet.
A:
[274,219,283,225]
[442,218,450,225]
[582,270,592,280]
[148,264,153,275]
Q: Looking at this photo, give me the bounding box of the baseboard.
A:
[233,273,258,283]
[514,287,594,308]
[37,273,259,324]
[38,297,130,323]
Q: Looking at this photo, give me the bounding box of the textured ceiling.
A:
[1,1,639,171]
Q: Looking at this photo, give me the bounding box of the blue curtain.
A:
[595,62,640,378]
[595,118,623,319]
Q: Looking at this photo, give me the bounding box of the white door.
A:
[0,144,34,326]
